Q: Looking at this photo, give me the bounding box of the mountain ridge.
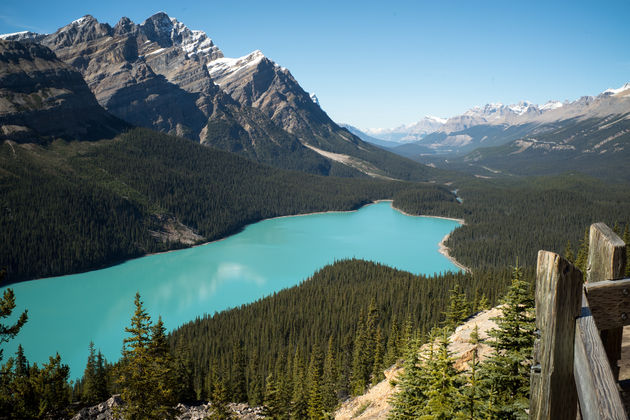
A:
[1,13,434,180]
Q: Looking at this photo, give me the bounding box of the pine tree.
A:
[575,228,589,274]
[371,326,385,385]
[31,354,71,419]
[306,351,324,420]
[388,337,430,419]
[477,294,490,311]
[209,375,232,420]
[172,340,196,403]
[262,374,281,419]
[443,284,469,332]
[321,336,338,414]
[0,270,28,362]
[230,340,247,403]
[384,316,400,367]
[421,329,463,419]
[148,316,176,417]
[479,265,535,420]
[118,292,175,419]
[563,240,575,263]
[457,325,483,420]
[623,224,630,277]
[82,341,100,405]
[291,348,308,419]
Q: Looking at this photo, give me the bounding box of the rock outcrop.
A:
[70,395,263,420]
[0,39,128,142]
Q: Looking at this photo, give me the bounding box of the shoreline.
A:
[388,203,469,273]
[15,199,469,285]
[112,200,471,274]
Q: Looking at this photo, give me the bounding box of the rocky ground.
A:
[334,307,503,420]
[71,396,263,420]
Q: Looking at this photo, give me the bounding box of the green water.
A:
[1,202,461,376]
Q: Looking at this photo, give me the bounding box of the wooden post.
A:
[586,222,627,380]
[574,295,629,420]
[530,251,583,420]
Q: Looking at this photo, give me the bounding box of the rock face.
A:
[0,40,128,142]
[2,13,433,180]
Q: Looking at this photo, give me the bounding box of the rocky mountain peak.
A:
[113,16,135,35]
[48,15,112,48]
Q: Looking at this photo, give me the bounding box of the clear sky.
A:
[1,0,629,129]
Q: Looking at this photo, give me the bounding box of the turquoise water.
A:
[1,201,461,377]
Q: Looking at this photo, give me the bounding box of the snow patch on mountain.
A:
[602,82,630,97]
[207,50,265,79]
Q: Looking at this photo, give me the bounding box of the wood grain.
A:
[587,222,627,379]
[530,251,583,420]
[574,294,628,420]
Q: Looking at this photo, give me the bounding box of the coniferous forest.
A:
[1,127,630,418]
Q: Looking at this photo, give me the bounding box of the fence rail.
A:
[530,223,628,420]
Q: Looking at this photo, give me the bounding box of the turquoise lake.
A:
[1,201,461,377]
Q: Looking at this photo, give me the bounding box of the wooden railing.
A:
[530,223,628,420]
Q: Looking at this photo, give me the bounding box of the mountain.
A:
[0,39,127,142]
[408,84,630,181]
[364,116,447,142]
[1,13,434,180]
[340,124,401,149]
[396,84,630,158]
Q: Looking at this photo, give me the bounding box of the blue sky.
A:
[1,0,629,128]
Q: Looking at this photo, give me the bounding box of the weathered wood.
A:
[574,294,628,420]
[586,222,627,379]
[585,278,630,330]
[530,251,583,420]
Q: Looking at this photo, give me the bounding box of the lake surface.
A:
[1,201,461,377]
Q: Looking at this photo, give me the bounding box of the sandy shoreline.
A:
[148,200,469,273]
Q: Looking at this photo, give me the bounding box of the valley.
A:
[0,6,629,420]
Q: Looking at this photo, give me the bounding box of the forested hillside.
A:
[0,128,450,283]
[393,175,630,269]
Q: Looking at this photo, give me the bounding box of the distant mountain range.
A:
[342,84,630,181]
[1,13,433,181]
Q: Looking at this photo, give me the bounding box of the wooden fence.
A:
[530,222,628,420]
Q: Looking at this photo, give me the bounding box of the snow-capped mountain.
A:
[364,116,447,142]
[0,12,433,181]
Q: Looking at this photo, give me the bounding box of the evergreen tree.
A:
[262,374,282,419]
[306,351,325,420]
[421,329,463,419]
[118,292,174,419]
[457,325,483,420]
[371,326,385,385]
[30,354,71,419]
[82,341,100,405]
[321,336,338,415]
[230,340,247,403]
[172,340,196,403]
[443,284,469,332]
[290,349,308,419]
[94,351,109,403]
[0,270,28,362]
[388,337,430,419]
[477,294,490,311]
[209,375,232,420]
[575,228,589,274]
[563,240,575,263]
[148,316,176,417]
[479,265,535,420]
[384,316,400,367]
[623,224,630,277]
